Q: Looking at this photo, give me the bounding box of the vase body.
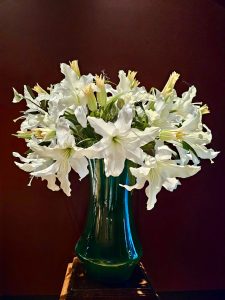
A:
[75,159,142,283]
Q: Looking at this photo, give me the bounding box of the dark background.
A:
[0,0,225,297]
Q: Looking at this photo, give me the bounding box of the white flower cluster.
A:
[13,61,219,210]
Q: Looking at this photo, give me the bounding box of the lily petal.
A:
[88,116,115,137]
[70,156,89,180]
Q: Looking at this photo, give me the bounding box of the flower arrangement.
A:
[13,61,218,210]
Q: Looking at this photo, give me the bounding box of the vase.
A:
[75,159,142,283]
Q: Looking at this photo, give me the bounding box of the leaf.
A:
[26,86,36,99]
[40,100,49,111]
[182,141,198,158]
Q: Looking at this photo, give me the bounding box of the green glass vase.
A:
[75,159,142,283]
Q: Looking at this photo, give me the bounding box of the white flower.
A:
[51,62,95,127]
[85,105,159,176]
[13,119,89,196]
[159,111,219,164]
[170,86,198,122]
[122,145,201,210]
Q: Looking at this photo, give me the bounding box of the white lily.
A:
[170,86,198,122]
[122,144,201,210]
[14,119,89,196]
[146,89,176,130]
[159,111,219,164]
[85,105,159,177]
[51,62,95,127]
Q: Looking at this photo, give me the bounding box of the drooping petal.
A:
[104,143,126,177]
[70,156,89,180]
[160,161,201,179]
[121,176,146,191]
[145,170,162,210]
[163,178,181,191]
[191,144,219,162]
[31,161,59,177]
[57,160,72,196]
[14,162,36,172]
[41,175,60,191]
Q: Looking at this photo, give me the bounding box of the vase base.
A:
[63,257,160,299]
[77,255,140,283]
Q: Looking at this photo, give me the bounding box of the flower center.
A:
[112,135,121,143]
[64,148,74,158]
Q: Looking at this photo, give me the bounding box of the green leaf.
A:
[182,141,198,158]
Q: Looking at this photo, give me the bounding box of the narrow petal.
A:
[160,161,201,179]
[88,116,115,137]
[75,105,87,128]
[41,175,60,191]
[115,104,133,133]
[84,141,105,159]
[191,144,219,162]
[31,161,59,177]
[121,177,146,191]
[57,160,71,196]
[14,162,35,172]
[56,118,75,148]
[129,127,159,147]
[145,170,162,210]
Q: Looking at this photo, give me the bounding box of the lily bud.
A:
[95,75,107,106]
[128,70,140,88]
[162,71,180,98]
[70,60,81,78]
[159,129,185,141]
[200,104,210,115]
[84,85,97,111]
[16,128,56,140]
[33,84,47,94]
[117,98,125,109]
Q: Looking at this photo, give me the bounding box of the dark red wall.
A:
[1,0,225,296]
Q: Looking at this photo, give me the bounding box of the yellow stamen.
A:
[128,70,140,88]
[84,85,97,111]
[176,130,185,140]
[95,74,105,88]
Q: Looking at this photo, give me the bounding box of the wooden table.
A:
[60,257,160,299]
